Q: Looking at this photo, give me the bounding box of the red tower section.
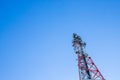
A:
[72,33,105,80]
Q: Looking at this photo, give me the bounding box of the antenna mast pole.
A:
[72,33,105,80]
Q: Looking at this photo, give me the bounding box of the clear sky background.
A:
[0,0,120,80]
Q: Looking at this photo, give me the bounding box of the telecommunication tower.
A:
[72,33,105,80]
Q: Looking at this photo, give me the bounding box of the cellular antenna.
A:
[72,33,105,80]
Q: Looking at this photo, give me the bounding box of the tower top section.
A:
[72,33,86,52]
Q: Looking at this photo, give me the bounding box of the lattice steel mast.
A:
[72,33,105,80]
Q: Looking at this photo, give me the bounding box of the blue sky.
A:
[0,0,120,80]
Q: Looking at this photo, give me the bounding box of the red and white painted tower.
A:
[72,33,105,80]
